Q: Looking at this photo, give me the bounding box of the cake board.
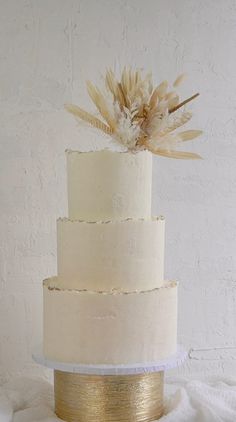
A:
[33,346,187,422]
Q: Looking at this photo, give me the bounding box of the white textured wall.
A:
[0,0,236,382]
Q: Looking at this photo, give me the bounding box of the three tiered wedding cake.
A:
[39,67,201,421]
[43,149,177,365]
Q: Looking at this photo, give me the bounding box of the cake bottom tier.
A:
[43,278,177,365]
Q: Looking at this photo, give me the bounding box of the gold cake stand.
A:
[33,347,186,422]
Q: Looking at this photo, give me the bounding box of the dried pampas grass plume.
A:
[65,67,202,159]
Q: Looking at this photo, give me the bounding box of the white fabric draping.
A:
[1,376,236,421]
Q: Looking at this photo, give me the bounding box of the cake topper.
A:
[65,67,202,159]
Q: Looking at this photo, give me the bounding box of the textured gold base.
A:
[54,370,164,422]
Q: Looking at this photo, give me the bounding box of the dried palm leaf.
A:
[65,104,113,135]
[148,145,202,159]
[87,81,117,131]
[156,80,168,99]
[173,73,186,87]
[121,67,129,96]
[135,70,141,84]
[178,130,203,141]
[149,87,159,109]
[165,91,177,100]
[130,69,136,90]
[158,112,192,136]
[146,71,153,94]
[117,82,128,108]
[105,69,118,97]
[129,70,144,103]
[65,67,202,159]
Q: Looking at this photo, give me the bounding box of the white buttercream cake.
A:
[43,150,177,364]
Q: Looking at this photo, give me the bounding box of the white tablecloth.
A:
[1,376,236,422]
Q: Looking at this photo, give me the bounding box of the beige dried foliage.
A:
[156,80,168,99]
[148,146,202,160]
[173,73,186,87]
[149,87,159,109]
[105,69,118,98]
[87,81,117,131]
[121,67,130,97]
[158,112,193,136]
[65,104,113,135]
[65,67,202,159]
[178,130,203,141]
[167,95,179,110]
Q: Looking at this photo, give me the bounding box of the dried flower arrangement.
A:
[65,68,202,159]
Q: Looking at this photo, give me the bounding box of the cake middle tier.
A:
[57,217,165,291]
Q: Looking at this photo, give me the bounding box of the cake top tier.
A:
[67,149,152,221]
